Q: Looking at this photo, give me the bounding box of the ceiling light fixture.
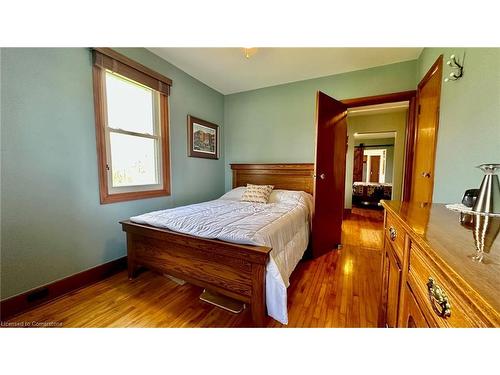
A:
[243,47,258,59]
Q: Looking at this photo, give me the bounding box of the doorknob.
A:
[421,172,431,178]
[314,173,326,180]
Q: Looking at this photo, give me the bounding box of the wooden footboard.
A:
[120,220,271,327]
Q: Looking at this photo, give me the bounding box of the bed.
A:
[120,163,314,326]
[352,181,392,207]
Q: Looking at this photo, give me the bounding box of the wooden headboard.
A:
[230,163,315,195]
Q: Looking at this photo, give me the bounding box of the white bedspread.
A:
[130,188,313,324]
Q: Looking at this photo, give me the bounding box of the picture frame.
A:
[187,115,219,160]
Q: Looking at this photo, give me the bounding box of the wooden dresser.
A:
[379,201,500,328]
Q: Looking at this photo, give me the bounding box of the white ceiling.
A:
[148,48,423,95]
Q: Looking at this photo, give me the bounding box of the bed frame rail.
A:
[121,220,271,326]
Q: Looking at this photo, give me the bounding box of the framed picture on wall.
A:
[187,115,219,160]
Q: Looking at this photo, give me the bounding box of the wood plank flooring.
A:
[7,208,383,328]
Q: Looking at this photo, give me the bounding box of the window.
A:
[92,48,172,204]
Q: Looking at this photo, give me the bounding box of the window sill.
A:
[100,188,171,204]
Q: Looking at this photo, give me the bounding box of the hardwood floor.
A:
[7,208,383,328]
[343,207,384,248]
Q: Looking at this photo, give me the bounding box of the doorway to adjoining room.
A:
[341,103,409,252]
[311,90,416,257]
[352,132,395,210]
[344,102,409,222]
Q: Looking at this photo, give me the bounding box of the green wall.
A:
[346,112,407,208]
[417,48,500,203]
[223,60,418,190]
[0,48,225,299]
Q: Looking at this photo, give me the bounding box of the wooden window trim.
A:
[92,52,171,204]
[93,48,172,93]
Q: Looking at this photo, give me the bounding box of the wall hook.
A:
[444,53,465,82]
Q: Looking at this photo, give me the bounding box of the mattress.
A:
[130,187,313,324]
[353,182,392,200]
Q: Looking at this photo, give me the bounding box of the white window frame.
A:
[103,71,164,194]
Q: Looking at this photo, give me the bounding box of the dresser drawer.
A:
[408,241,486,327]
[385,213,404,262]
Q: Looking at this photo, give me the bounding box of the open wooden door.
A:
[369,156,381,182]
[410,55,443,202]
[312,91,348,258]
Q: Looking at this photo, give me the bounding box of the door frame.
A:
[341,89,417,202]
[364,150,386,183]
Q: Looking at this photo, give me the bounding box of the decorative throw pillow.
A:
[241,184,274,204]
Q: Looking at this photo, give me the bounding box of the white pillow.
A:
[270,190,314,219]
[220,187,313,208]
[219,187,246,200]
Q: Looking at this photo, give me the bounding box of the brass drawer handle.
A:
[389,227,397,241]
[427,277,451,318]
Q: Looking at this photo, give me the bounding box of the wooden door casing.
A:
[339,90,417,202]
[410,55,443,203]
[312,91,348,258]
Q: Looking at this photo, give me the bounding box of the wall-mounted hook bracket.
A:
[444,53,465,82]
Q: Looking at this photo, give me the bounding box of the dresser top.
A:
[382,200,500,315]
